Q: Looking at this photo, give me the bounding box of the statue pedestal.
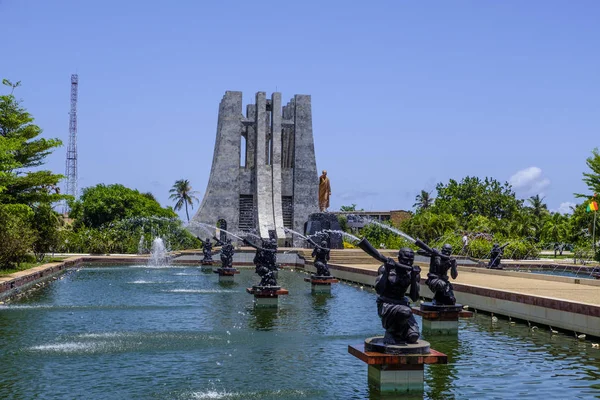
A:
[246,286,289,308]
[304,275,338,293]
[412,302,473,335]
[214,267,240,282]
[304,213,343,249]
[200,260,214,273]
[348,337,447,393]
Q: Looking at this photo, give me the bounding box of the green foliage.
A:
[59,217,200,254]
[464,237,494,259]
[413,190,433,211]
[359,222,413,250]
[580,148,600,197]
[431,176,522,225]
[340,204,364,212]
[400,212,458,244]
[337,215,348,232]
[541,213,569,245]
[69,184,176,228]
[0,204,35,267]
[525,195,549,241]
[31,204,62,261]
[0,80,68,268]
[0,82,66,205]
[169,179,200,222]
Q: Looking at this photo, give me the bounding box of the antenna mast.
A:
[64,74,79,213]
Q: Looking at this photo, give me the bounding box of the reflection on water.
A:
[0,266,599,399]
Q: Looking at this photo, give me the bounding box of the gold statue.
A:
[319,170,331,212]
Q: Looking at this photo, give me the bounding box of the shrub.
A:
[0,205,35,268]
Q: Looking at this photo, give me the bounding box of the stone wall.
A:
[191,92,318,244]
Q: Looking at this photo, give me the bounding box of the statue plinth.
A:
[304,275,338,293]
[200,260,214,272]
[246,286,289,308]
[348,337,447,393]
[305,213,343,249]
[214,267,240,282]
[411,302,473,335]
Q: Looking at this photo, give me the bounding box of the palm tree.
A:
[527,194,548,241]
[413,190,434,211]
[542,213,568,257]
[169,179,200,222]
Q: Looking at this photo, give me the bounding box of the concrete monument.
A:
[191,92,319,246]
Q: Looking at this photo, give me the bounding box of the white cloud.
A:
[509,167,550,196]
[555,202,576,214]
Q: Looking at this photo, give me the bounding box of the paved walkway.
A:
[330,262,600,306]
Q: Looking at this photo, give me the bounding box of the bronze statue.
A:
[318,170,331,212]
[424,244,458,305]
[244,237,279,286]
[488,242,508,269]
[308,237,331,277]
[214,236,235,269]
[358,238,421,344]
[199,237,214,263]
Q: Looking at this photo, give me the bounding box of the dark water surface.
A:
[0,265,599,399]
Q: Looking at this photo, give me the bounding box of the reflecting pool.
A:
[0,266,599,399]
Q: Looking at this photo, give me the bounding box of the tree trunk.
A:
[185,202,190,222]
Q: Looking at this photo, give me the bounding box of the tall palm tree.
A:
[169,179,200,222]
[527,194,548,241]
[413,190,434,211]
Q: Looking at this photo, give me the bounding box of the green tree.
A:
[508,210,534,239]
[430,176,522,225]
[580,148,600,196]
[0,80,66,205]
[541,212,569,256]
[525,194,549,241]
[401,211,458,243]
[413,190,434,211]
[69,184,177,228]
[169,179,200,222]
[0,204,35,267]
[31,203,62,261]
[340,204,363,212]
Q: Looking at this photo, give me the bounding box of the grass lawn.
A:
[0,256,68,277]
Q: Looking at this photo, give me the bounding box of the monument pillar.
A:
[191,91,318,245]
[292,95,319,246]
[270,93,286,242]
[255,92,276,239]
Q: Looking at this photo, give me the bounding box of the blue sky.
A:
[1,0,599,219]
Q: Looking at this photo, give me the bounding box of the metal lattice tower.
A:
[64,74,79,212]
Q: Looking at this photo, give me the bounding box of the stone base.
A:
[200,260,214,266]
[304,213,343,249]
[421,319,459,334]
[218,274,234,282]
[412,302,472,335]
[214,268,240,282]
[246,286,289,308]
[348,337,447,393]
[304,276,339,293]
[368,364,425,392]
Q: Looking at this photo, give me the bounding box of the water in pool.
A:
[0,265,599,399]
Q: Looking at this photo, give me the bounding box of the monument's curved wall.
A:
[191,91,318,245]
